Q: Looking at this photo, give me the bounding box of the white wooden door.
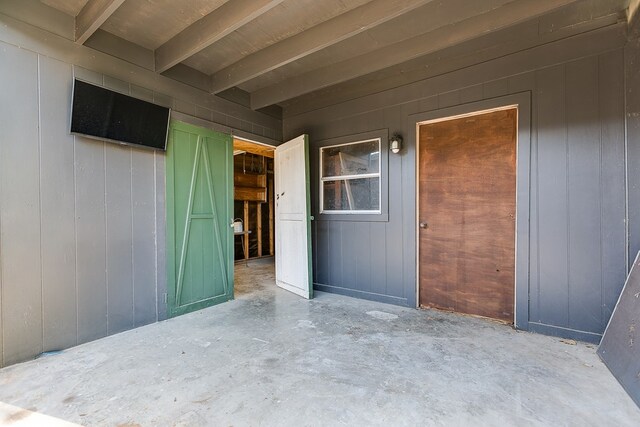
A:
[275,135,313,298]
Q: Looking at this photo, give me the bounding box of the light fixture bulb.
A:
[390,134,402,154]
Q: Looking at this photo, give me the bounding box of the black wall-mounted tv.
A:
[70,79,170,150]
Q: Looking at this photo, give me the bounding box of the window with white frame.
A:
[320,138,381,214]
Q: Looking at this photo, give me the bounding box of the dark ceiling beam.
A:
[75,0,125,44]
[209,0,435,94]
[250,0,580,109]
[155,0,284,73]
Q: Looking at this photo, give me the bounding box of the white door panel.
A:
[275,135,313,299]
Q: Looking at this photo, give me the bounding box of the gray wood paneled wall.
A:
[627,22,640,272]
[0,13,281,367]
[0,45,166,367]
[284,25,631,343]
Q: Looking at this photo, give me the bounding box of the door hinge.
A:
[163,293,168,304]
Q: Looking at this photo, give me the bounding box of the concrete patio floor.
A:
[1,259,639,426]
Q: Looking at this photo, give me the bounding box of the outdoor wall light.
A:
[390,134,403,154]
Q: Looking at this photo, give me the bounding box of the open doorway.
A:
[233,134,314,300]
[232,137,276,296]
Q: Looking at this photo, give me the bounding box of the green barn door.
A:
[167,121,233,317]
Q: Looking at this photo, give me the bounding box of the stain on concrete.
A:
[0,260,637,426]
[5,409,30,423]
[366,310,399,320]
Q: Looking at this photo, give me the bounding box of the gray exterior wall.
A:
[627,21,640,271]
[0,13,281,367]
[284,24,631,343]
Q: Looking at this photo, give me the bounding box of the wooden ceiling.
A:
[233,138,275,158]
[40,0,632,114]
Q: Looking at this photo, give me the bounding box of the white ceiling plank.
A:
[209,0,434,94]
[250,0,581,109]
[154,0,285,74]
[75,0,125,44]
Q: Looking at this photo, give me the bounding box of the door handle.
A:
[419,222,428,229]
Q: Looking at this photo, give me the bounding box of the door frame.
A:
[231,135,277,263]
[409,92,531,329]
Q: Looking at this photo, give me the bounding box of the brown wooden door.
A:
[418,108,517,322]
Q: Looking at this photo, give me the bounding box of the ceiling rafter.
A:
[75,0,125,44]
[240,0,516,93]
[629,0,640,25]
[282,11,623,116]
[209,0,435,94]
[249,0,581,109]
[154,0,285,74]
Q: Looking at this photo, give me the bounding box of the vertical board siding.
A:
[566,57,603,334]
[627,33,640,271]
[483,78,510,99]
[459,85,484,104]
[286,48,628,339]
[105,145,134,335]
[39,56,77,352]
[0,44,43,365]
[341,222,356,290]
[400,127,417,304]
[75,137,108,344]
[354,222,371,293]
[535,65,570,327]
[315,221,330,285]
[437,91,461,109]
[598,51,626,324]
[328,222,342,287]
[385,107,405,299]
[132,150,158,327]
[0,50,164,366]
[155,152,167,321]
[369,223,387,297]
[385,215,404,298]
